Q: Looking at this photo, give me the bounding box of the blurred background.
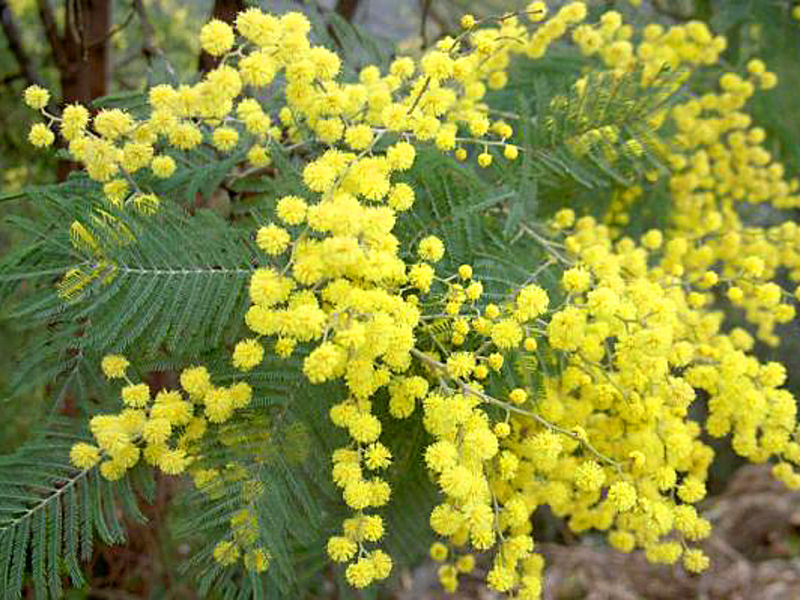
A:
[1,1,800,598]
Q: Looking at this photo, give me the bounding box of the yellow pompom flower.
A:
[61,104,89,140]
[121,383,150,408]
[509,388,527,405]
[24,85,50,109]
[151,155,176,178]
[490,318,524,349]
[142,417,172,445]
[574,460,606,491]
[70,443,101,469]
[28,123,55,147]
[364,443,392,470]
[345,557,376,588]
[327,536,357,562]
[101,354,129,379]
[180,366,212,398]
[200,19,235,56]
[386,142,416,170]
[526,1,548,21]
[503,144,519,160]
[94,109,133,140]
[430,542,448,561]
[348,413,382,444]
[607,481,637,512]
[256,224,290,255]
[212,127,239,152]
[233,339,264,371]
[683,549,709,573]
[418,236,445,262]
[369,549,392,580]
[446,352,476,378]
[276,195,308,225]
[344,124,374,150]
[515,284,549,321]
[477,152,493,168]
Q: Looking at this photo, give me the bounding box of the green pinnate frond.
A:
[0,418,150,600]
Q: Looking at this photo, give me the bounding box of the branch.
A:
[36,0,67,71]
[87,3,136,51]
[334,0,361,22]
[0,0,46,88]
[132,0,157,62]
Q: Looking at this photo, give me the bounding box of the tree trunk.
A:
[51,0,112,180]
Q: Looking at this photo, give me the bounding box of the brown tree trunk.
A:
[59,0,111,105]
[48,0,112,180]
[198,0,245,74]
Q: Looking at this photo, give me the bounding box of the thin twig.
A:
[0,0,46,88]
[36,0,67,71]
[410,348,621,469]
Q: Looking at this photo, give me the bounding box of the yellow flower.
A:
[232,339,264,371]
[151,155,176,178]
[121,383,150,408]
[70,443,101,469]
[607,481,637,512]
[574,460,606,491]
[345,557,376,588]
[276,195,308,225]
[418,236,445,262]
[256,224,290,255]
[28,123,54,147]
[200,19,235,57]
[101,354,129,379]
[23,85,49,109]
[327,536,356,562]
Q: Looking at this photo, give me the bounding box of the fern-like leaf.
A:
[0,418,151,600]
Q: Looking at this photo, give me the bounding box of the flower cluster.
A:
[51,2,800,598]
[71,359,251,480]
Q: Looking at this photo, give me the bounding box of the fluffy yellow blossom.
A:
[574,460,606,491]
[23,85,49,109]
[121,383,150,408]
[327,536,357,562]
[256,224,290,255]
[28,123,54,147]
[70,443,101,469]
[607,481,637,512]
[200,19,235,56]
[418,236,445,262]
[101,355,129,379]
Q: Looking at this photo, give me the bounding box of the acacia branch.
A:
[334,0,361,21]
[132,0,157,62]
[0,0,45,88]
